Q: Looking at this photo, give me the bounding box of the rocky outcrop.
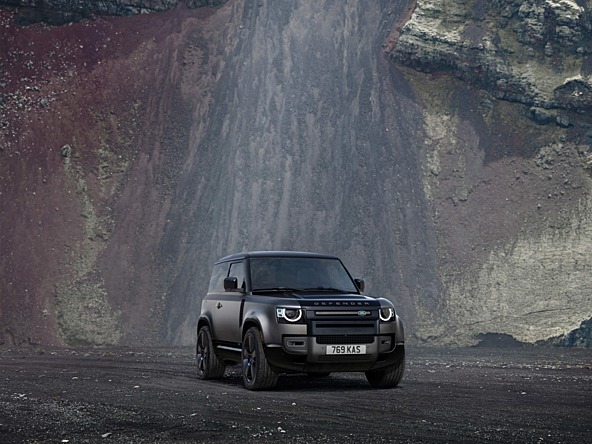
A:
[0,0,227,25]
[389,0,592,346]
[538,317,592,346]
[389,0,592,114]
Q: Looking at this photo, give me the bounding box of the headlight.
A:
[379,307,395,322]
[276,307,304,323]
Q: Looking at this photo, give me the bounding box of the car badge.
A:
[358,310,370,316]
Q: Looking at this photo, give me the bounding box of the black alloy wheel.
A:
[242,327,278,390]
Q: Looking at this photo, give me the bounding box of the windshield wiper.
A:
[252,287,353,293]
[252,287,303,292]
[301,287,350,293]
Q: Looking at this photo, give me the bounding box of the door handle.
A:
[216,302,223,309]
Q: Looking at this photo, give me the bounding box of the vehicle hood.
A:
[293,293,381,306]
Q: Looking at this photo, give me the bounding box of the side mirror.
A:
[354,278,365,292]
[224,277,238,291]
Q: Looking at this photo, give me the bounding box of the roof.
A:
[216,250,338,264]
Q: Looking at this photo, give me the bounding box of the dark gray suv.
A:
[196,251,405,390]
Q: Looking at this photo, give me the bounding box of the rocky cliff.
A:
[1,0,590,347]
[388,0,592,345]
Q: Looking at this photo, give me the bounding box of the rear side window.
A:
[208,263,229,293]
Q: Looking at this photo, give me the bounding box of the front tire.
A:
[196,326,226,379]
[365,355,405,388]
[242,327,278,390]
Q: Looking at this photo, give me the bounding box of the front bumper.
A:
[264,335,405,373]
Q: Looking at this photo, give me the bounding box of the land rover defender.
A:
[196,251,405,390]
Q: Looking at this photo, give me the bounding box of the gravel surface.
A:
[0,346,590,443]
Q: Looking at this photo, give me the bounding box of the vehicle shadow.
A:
[219,365,381,392]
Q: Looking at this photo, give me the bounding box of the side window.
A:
[228,261,245,291]
[208,263,229,293]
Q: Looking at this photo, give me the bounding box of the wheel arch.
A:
[197,316,212,334]
[242,318,265,343]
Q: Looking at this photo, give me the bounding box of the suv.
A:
[196,251,405,390]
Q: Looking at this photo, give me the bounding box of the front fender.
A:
[242,303,275,343]
[242,304,307,346]
[394,314,404,344]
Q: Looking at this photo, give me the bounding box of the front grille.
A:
[316,335,375,345]
[310,320,378,336]
[315,310,374,316]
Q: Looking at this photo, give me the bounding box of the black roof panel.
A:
[216,251,337,264]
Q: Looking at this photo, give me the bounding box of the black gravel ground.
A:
[0,346,590,443]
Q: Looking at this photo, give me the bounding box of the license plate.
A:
[326,345,366,355]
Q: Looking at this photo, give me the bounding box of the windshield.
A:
[249,257,358,293]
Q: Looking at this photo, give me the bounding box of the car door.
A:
[211,260,245,346]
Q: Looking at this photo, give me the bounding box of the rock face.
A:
[387,0,592,345]
[0,0,226,25]
[1,0,591,347]
[0,2,235,346]
[389,0,592,112]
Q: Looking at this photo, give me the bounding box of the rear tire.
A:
[365,355,405,388]
[242,327,278,390]
[196,326,226,379]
